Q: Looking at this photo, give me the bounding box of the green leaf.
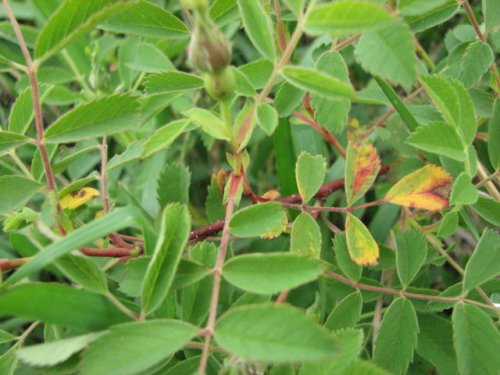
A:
[407,122,465,161]
[394,230,427,287]
[0,347,18,375]
[222,253,324,294]
[291,212,321,258]
[214,304,338,361]
[281,66,354,100]
[2,207,142,288]
[343,360,391,375]
[463,229,500,291]
[145,71,204,94]
[100,0,188,38]
[122,43,174,73]
[0,175,41,215]
[459,41,494,88]
[35,0,135,61]
[375,77,419,131]
[295,151,327,203]
[230,202,287,238]
[472,197,500,226]
[157,163,191,208]
[0,131,29,154]
[355,21,416,86]
[299,329,364,375]
[0,283,130,331]
[420,75,476,145]
[416,314,457,375]
[256,103,279,136]
[142,119,190,158]
[450,172,478,205]
[142,204,190,315]
[438,211,459,237]
[398,0,451,16]
[333,233,362,282]
[488,98,500,168]
[274,82,304,117]
[237,0,276,61]
[55,254,108,294]
[452,303,500,375]
[402,1,458,32]
[183,108,229,141]
[304,1,393,36]
[374,297,418,374]
[345,143,380,205]
[483,0,500,31]
[0,329,16,344]
[17,333,104,367]
[81,320,197,375]
[345,213,379,266]
[325,292,362,331]
[7,86,53,134]
[311,51,351,133]
[44,94,141,143]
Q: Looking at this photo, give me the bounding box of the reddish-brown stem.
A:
[275,290,290,304]
[461,0,485,41]
[0,257,31,271]
[198,174,241,374]
[324,270,496,311]
[274,0,287,51]
[282,199,385,213]
[332,34,360,51]
[293,111,346,158]
[79,247,141,257]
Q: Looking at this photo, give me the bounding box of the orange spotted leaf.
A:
[345,143,381,205]
[345,213,379,266]
[385,164,452,211]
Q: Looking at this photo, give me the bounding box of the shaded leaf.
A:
[459,41,494,88]
[384,164,453,211]
[345,213,379,266]
[291,212,321,258]
[472,197,500,226]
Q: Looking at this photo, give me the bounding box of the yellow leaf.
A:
[60,187,100,210]
[345,143,380,205]
[345,213,379,266]
[384,164,452,211]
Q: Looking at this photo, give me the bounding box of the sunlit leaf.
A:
[345,213,379,266]
[59,187,100,210]
[345,143,380,205]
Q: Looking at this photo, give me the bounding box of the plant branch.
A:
[324,270,497,312]
[198,174,241,374]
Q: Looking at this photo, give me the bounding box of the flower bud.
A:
[203,67,235,100]
[188,13,232,74]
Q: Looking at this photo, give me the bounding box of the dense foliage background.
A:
[0,0,499,374]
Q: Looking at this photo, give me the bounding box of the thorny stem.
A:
[198,174,241,374]
[2,0,61,217]
[325,270,497,312]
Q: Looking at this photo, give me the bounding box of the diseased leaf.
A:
[304,1,393,36]
[463,229,500,291]
[374,298,418,374]
[59,187,100,210]
[407,122,465,161]
[345,143,380,205]
[100,0,188,38]
[384,165,453,211]
[214,304,338,361]
[222,253,324,294]
[345,213,379,266]
[141,204,191,315]
[35,0,135,61]
[452,303,500,375]
[281,66,355,100]
[295,151,327,203]
[237,0,275,60]
[230,202,287,238]
[81,320,197,375]
[291,212,321,258]
[44,94,142,143]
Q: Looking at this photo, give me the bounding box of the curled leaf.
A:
[385,165,452,211]
[60,188,101,210]
[345,143,380,205]
[345,213,379,266]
